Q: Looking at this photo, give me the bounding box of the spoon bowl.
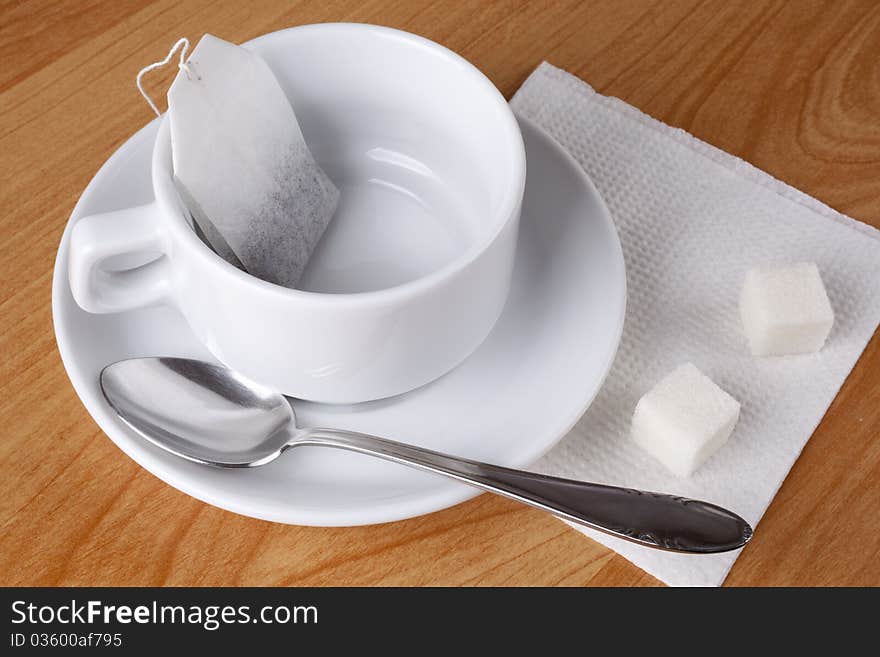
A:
[101,357,293,467]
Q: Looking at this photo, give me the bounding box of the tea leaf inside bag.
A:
[168,34,339,288]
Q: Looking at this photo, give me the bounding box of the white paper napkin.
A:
[512,62,880,586]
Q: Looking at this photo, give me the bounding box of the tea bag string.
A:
[136,37,199,116]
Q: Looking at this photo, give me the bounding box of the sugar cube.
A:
[739,263,834,356]
[632,363,741,477]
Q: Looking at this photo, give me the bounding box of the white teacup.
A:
[69,23,526,403]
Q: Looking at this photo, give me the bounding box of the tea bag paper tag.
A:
[165,34,339,287]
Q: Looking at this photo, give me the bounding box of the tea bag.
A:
[164,34,339,287]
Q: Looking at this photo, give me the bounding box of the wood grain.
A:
[1,0,878,587]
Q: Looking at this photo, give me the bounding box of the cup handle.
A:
[68,203,172,313]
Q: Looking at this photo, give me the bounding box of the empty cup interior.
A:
[247,25,522,293]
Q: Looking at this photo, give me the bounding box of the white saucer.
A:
[52,114,626,526]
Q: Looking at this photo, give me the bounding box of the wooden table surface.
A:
[2,0,878,587]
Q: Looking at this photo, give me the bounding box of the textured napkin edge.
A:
[514,62,880,245]
[511,61,880,587]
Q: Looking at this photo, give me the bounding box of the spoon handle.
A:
[296,428,751,554]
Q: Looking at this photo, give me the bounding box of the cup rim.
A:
[152,22,526,306]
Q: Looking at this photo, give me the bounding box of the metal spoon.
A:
[100,357,752,553]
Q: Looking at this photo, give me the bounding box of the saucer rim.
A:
[52,113,626,526]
